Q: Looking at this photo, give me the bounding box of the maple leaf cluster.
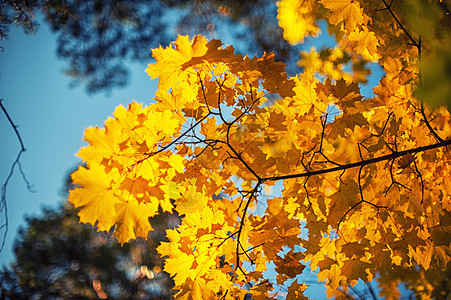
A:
[69,0,451,298]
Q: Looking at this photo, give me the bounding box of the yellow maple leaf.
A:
[146,35,209,91]
[77,119,124,166]
[192,278,217,299]
[162,249,195,287]
[341,258,372,285]
[113,195,158,243]
[320,0,368,33]
[317,263,347,290]
[142,107,183,138]
[348,26,381,61]
[153,82,198,115]
[408,243,434,270]
[169,153,185,173]
[68,164,121,232]
[177,183,209,214]
[113,101,144,134]
[291,71,328,115]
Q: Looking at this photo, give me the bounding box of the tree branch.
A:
[380,0,420,50]
[420,102,444,143]
[263,139,451,182]
[0,100,25,152]
[235,182,261,272]
[133,111,212,166]
[0,99,34,253]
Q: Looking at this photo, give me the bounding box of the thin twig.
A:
[0,99,35,253]
[1,100,25,151]
[235,182,261,271]
[380,0,420,50]
[420,102,444,143]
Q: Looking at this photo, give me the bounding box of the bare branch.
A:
[380,0,420,50]
[235,182,261,272]
[0,100,25,152]
[0,99,35,253]
[263,139,451,182]
[420,102,444,143]
[412,159,425,204]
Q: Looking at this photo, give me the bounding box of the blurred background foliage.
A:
[0,0,302,94]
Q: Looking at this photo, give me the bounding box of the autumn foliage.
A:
[68,0,451,298]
